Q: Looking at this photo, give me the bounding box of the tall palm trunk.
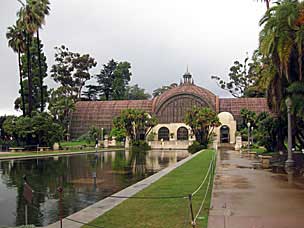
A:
[36,29,44,112]
[18,48,26,117]
[26,32,33,116]
[266,0,270,10]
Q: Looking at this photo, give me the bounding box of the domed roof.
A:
[152,83,217,112]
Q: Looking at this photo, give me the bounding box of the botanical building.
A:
[70,71,269,147]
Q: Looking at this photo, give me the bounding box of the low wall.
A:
[148,140,193,150]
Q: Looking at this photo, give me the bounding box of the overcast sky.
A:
[0,0,267,115]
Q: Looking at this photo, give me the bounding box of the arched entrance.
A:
[177,127,188,140]
[220,125,230,143]
[158,127,170,141]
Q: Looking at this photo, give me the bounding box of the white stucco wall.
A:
[149,123,195,141]
[215,112,237,144]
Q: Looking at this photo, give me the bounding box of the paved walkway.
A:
[44,151,201,228]
[208,149,304,228]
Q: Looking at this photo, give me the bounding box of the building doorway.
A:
[220,125,230,143]
[158,127,170,141]
[177,127,188,140]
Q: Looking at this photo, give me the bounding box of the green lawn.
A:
[60,140,95,147]
[83,149,215,228]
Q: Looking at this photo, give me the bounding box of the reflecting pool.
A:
[0,150,189,227]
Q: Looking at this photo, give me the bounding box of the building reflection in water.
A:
[0,149,189,227]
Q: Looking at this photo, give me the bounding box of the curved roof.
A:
[70,100,153,138]
[152,83,217,112]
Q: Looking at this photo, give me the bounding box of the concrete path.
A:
[44,151,201,228]
[208,149,304,228]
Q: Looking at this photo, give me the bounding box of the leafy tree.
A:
[82,85,100,101]
[211,54,265,98]
[152,83,178,97]
[95,59,132,100]
[88,126,103,140]
[240,108,257,128]
[48,86,75,140]
[2,112,63,146]
[185,107,221,146]
[14,37,48,113]
[110,127,127,142]
[113,109,157,142]
[125,84,151,100]
[287,82,304,147]
[51,45,97,100]
[255,112,281,152]
[112,61,132,100]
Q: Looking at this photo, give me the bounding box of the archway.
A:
[220,125,230,143]
[177,127,188,140]
[158,127,170,141]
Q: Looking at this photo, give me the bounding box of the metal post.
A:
[188,194,196,228]
[57,187,63,228]
[101,128,104,141]
[251,126,254,145]
[25,204,28,225]
[285,98,294,168]
[247,122,251,153]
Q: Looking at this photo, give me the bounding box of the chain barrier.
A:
[194,162,213,223]
[22,150,217,228]
[191,151,216,197]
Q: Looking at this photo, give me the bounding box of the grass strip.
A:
[83,149,215,228]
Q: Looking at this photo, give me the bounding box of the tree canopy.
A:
[211,53,266,98]
[113,109,157,142]
[185,107,220,146]
[51,45,97,100]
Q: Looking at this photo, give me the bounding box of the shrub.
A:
[2,112,63,147]
[188,141,206,154]
[131,140,151,150]
[76,132,92,144]
[147,131,156,141]
[110,127,126,142]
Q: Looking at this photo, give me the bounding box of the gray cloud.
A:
[0,0,267,115]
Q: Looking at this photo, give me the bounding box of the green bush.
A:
[110,127,126,142]
[188,141,206,154]
[147,131,156,141]
[131,140,151,150]
[76,132,92,144]
[2,112,63,147]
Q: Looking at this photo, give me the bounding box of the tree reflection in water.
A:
[0,150,189,227]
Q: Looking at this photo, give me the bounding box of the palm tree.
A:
[259,0,300,83]
[29,0,50,112]
[6,25,26,116]
[258,0,304,150]
[256,0,271,10]
[17,3,38,116]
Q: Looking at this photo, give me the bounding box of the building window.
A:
[158,127,170,141]
[177,127,188,140]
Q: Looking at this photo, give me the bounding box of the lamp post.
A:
[285,97,294,168]
[247,122,251,152]
[251,126,254,145]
